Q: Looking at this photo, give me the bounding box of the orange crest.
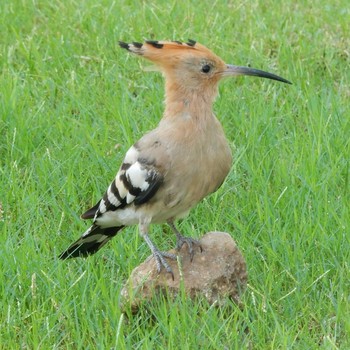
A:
[119,40,224,71]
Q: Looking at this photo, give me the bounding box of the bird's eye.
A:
[201,64,211,73]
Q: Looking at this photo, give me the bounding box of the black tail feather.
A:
[81,200,101,220]
[58,225,124,259]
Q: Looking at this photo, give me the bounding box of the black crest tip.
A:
[119,41,130,50]
[132,42,143,48]
[186,39,196,47]
[145,40,164,49]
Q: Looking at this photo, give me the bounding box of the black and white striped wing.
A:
[58,145,164,259]
[81,145,164,221]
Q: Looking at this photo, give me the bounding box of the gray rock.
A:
[121,232,247,312]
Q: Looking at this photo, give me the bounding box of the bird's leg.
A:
[139,220,177,279]
[167,221,203,261]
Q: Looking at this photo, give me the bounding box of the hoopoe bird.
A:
[59,40,291,277]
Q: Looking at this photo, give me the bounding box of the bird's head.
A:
[119,40,291,107]
[119,39,290,86]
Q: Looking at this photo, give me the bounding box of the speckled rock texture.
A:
[121,231,247,311]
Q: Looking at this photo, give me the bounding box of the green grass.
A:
[1,0,349,348]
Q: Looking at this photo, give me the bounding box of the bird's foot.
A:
[175,233,203,262]
[167,221,203,261]
[141,230,177,279]
[152,249,177,280]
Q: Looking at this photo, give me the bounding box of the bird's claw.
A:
[167,222,203,262]
[175,235,203,261]
[152,250,177,280]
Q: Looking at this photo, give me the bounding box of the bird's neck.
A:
[163,81,218,121]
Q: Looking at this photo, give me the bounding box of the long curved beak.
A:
[224,64,292,84]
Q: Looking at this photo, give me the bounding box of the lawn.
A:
[1,0,349,348]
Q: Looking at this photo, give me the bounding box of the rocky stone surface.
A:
[121,231,247,311]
